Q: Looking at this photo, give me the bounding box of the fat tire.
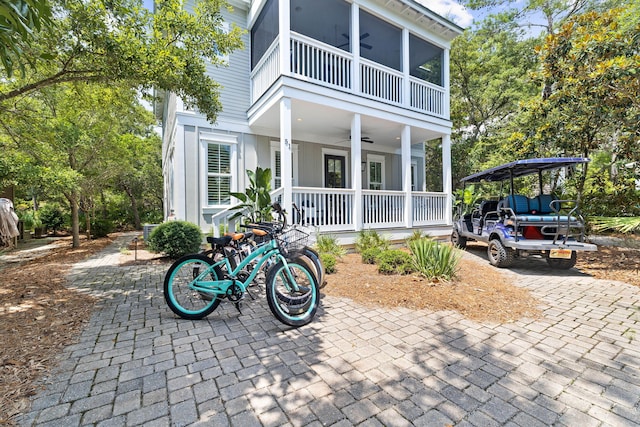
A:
[164,254,223,320]
[546,251,577,269]
[487,239,514,268]
[265,259,320,327]
[451,229,467,249]
[302,247,326,288]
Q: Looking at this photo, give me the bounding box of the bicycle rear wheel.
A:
[302,247,326,288]
[265,259,319,327]
[164,254,223,320]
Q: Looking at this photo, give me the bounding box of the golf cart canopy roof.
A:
[461,157,590,183]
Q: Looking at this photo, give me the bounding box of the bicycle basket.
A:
[276,228,309,257]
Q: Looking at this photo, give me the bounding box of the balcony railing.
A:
[250,32,447,118]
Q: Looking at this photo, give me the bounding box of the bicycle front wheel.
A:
[265,259,320,327]
[164,254,223,320]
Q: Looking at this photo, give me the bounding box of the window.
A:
[207,144,231,205]
[270,141,299,189]
[367,155,385,190]
[409,34,443,86]
[291,0,351,51]
[359,10,401,71]
[251,0,279,69]
[202,133,237,206]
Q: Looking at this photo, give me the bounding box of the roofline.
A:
[401,0,466,34]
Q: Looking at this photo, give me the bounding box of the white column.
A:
[442,133,453,225]
[280,97,293,224]
[401,125,412,228]
[351,114,363,231]
[443,48,450,118]
[279,0,290,76]
[402,28,410,107]
[351,2,360,95]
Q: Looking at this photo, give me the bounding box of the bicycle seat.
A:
[206,235,233,247]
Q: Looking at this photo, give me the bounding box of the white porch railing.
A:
[362,190,405,228]
[409,77,445,116]
[211,187,448,236]
[250,39,280,103]
[412,192,448,226]
[290,33,352,90]
[250,33,447,118]
[360,59,403,105]
[292,187,354,232]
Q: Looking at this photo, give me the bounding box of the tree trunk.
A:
[69,193,80,248]
[123,185,141,230]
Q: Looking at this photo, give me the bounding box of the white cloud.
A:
[414,0,474,28]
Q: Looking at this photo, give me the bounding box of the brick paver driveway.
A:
[19,235,640,426]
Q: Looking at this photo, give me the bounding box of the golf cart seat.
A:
[498,194,577,222]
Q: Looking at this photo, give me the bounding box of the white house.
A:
[161,0,463,243]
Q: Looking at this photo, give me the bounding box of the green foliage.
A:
[0,0,52,76]
[0,0,244,122]
[148,221,202,258]
[406,230,426,245]
[590,217,640,235]
[355,229,389,253]
[361,247,382,265]
[314,234,346,258]
[90,218,114,238]
[38,203,66,232]
[230,167,273,224]
[320,253,337,274]
[409,238,461,281]
[18,209,35,230]
[376,249,415,275]
[514,8,640,197]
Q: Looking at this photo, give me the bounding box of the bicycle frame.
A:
[191,239,300,298]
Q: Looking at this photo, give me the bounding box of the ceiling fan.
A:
[342,135,374,144]
[337,32,372,50]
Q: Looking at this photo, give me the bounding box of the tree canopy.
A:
[0,0,244,122]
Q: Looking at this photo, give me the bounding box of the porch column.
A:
[351,114,363,231]
[280,97,293,224]
[351,2,360,96]
[442,133,453,225]
[402,28,410,107]
[278,0,290,76]
[401,125,412,228]
[443,48,450,118]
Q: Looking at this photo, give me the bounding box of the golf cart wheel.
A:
[451,229,467,249]
[487,239,514,268]
[546,251,577,269]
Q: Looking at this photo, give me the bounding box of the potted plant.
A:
[33,214,45,238]
[19,210,35,240]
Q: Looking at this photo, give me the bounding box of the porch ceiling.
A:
[249,98,442,148]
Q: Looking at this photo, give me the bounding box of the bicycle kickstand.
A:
[234,301,243,315]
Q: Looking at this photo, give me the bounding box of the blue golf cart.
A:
[451,157,597,269]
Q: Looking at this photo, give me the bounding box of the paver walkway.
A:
[18,234,640,426]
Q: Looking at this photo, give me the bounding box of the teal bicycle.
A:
[163,204,320,327]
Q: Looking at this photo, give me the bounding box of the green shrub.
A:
[406,229,426,245]
[39,204,66,232]
[361,247,382,264]
[376,249,414,275]
[90,219,114,238]
[320,253,337,274]
[147,221,203,258]
[314,234,346,258]
[355,229,389,253]
[409,238,461,281]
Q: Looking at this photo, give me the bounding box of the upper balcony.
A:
[249,0,462,121]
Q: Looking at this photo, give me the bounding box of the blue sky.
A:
[415,0,475,28]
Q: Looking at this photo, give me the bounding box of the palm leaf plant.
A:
[229,167,273,223]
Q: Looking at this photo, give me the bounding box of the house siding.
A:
[211,6,251,123]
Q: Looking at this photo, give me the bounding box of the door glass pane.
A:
[325,155,345,188]
[369,162,382,190]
